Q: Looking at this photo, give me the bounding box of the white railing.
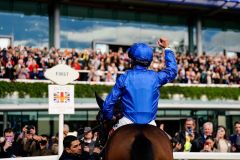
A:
[174,152,240,159]
[1,155,58,160]
[2,153,240,160]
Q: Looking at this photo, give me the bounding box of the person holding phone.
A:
[0,128,21,158]
[173,118,200,152]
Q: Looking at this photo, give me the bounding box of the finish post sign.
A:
[44,63,79,114]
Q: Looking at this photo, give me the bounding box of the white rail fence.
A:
[2,153,240,160]
[174,152,240,159]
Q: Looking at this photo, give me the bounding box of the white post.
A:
[58,114,64,157]
[53,3,60,49]
[3,112,7,130]
[196,18,203,56]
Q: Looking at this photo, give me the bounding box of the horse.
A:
[95,92,173,160]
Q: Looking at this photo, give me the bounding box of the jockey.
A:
[102,37,178,132]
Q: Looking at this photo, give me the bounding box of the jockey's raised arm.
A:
[156,38,178,86]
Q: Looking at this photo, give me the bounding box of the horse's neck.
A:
[104,121,113,134]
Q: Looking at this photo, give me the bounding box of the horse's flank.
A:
[104,124,173,160]
[131,129,154,160]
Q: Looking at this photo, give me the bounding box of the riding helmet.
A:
[127,43,153,67]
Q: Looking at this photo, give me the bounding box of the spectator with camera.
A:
[32,134,52,156]
[173,118,200,152]
[20,125,39,156]
[230,121,240,152]
[0,128,22,158]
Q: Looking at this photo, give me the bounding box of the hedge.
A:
[0,81,239,100]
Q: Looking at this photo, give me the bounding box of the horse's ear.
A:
[95,92,104,110]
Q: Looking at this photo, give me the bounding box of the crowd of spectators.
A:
[0,125,53,158]
[1,120,240,159]
[0,124,102,159]
[0,46,239,84]
[171,119,240,153]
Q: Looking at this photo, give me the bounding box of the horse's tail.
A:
[130,132,154,160]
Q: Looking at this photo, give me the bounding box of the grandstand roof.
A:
[29,0,240,21]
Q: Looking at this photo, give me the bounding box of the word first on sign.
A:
[48,85,74,114]
[44,64,79,85]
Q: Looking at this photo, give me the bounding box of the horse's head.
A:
[95,92,105,124]
[95,92,123,139]
[95,92,113,147]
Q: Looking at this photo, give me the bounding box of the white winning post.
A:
[44,60,79,157]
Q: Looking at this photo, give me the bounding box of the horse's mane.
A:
[131,132,154,160]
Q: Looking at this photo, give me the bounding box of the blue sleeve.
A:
[157,49,178,86]
[102,74,125,120]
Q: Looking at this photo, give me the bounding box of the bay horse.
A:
[95,92,173,160]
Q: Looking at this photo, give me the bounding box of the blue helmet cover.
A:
[128,43,153,66]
